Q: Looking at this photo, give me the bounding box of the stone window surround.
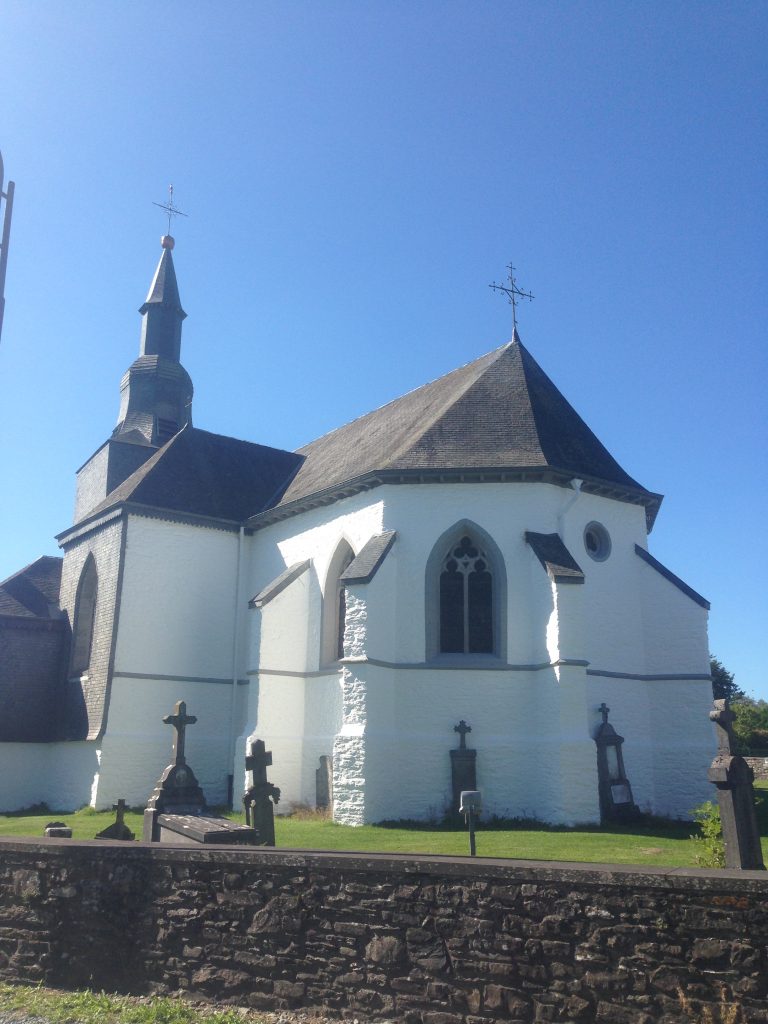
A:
[320,538,356,667]
[70,554,98,676]
[424,519,507,663]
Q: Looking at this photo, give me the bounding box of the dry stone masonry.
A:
[0,838,766,1023]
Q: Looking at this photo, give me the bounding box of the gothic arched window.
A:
[426,522,506,660]
[440,535,493,654]
[322,540,355,665]
[71,556,98,675]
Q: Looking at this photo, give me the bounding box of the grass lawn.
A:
[1,783,766,869]
[0,983,270,1024]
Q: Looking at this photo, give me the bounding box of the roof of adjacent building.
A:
[0,556,63,618]
[74,426,302,527]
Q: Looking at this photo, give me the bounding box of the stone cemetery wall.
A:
[1,837,767,1023]
[744,756,768,781]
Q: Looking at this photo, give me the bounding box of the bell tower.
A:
[113,234,193,445]
[73,235,194,522]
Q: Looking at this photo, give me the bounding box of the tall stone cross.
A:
[162,700,197,766]
[710,699,736,755]
[113,798,127,826]
[708,698,765,870]
[246,739,273,784]
[454,720,472,751]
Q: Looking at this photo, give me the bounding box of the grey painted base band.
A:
[112,671,249,686]
[249,658,712,682]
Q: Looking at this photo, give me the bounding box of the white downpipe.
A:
[227,527,246,797]
[558,478,584,538]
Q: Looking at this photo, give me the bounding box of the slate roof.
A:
[340,532,397,584]
[67,334,658,532]
[525,532,585,584]
[73,426,302,527]
[141,244,186,318]
[0,556,63,618]
[267,334,657,516]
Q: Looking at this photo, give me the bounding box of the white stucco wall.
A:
[97,515,249,809]
[246,479,713,826]
[92,675,248,809]
[0,742,99,812]
[116,516,243,679]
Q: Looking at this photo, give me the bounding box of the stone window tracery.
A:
[439,535,493,654]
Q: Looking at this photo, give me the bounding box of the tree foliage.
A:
[710,655,745,702]
[708,656,768,753]
[731,699,768,754]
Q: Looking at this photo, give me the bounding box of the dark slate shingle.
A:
[274,337,653,511]
[0,556,63,618]
[525,532,585,584]
[80,427,303,525]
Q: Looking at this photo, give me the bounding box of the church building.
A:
[0,236,714,824]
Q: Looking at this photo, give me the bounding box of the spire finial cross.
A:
[489,264,534,335]
[162,700,197,766]
[454,720,472,750]
[599,702,610,725]
[153,184,188,237]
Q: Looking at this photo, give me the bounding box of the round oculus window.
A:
[584,522,611,561]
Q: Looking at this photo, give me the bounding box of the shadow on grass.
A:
[375,813,696,842]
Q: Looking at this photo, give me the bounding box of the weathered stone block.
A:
[366,934,406,964]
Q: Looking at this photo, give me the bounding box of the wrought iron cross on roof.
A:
[153,184,188,236]
[489,264,534,334]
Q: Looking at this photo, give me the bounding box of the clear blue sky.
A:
[1,3,766,695]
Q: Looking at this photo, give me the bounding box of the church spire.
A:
[112,235,193,446]
[139,235,187,362]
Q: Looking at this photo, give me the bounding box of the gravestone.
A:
[316,754,333,812]
[243,738,281,846]
[708,698,765,870]
[95,798,135,841]
[44,821,71,838]
[143,700,257,845]
[450,720,477,817]
[594,702,639,823]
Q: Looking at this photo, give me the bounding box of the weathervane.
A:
[153,184,188,238]
[489,264,534,335]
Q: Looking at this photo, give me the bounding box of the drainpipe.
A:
[558,478,584,539]
[227,526,246,807]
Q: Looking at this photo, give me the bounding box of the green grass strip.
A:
[0,984,260,1024]
[1,782,766,868]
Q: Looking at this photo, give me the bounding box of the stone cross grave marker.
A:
[455,719,472,749]
[96,798,135,841]
[143,700,257,845]
[708,698,765,870]
[450,720,477,817]
[163,700,197,766]
[243,738,281,846]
